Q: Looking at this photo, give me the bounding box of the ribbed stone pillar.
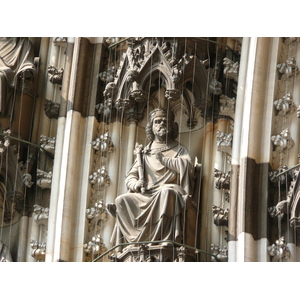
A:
[228,37,279,262]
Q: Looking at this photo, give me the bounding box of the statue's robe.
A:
[0,37,35,114]
[111,141,194,246]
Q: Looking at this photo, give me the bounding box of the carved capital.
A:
[216,130,233,155]
[44,99,60,119]
[212,205,229,227]
[36,169,52,189]
[267,237,290,262]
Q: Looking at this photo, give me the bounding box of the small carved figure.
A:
[107,108,194,249]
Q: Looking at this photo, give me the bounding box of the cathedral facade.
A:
[0,37,298,262]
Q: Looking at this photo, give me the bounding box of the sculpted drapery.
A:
[109,108,194,247]
[0,37,35,115]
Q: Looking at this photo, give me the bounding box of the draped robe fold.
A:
[111,141,194,246]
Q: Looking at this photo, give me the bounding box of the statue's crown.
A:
[149,108,173,122]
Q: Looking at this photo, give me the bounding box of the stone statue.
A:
[0,241,12,262]
[108,108,194,249]
[0,37,36,116]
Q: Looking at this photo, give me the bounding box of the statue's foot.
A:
[106,203,116,218]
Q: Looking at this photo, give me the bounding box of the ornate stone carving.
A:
[212,205,229,226]
[91,132,114,153]
[115,98,133,111]
[129,90,148,103]
[99,66,115,83]
[44,99,60,119]
[269,165,293,184]
[211,244,228,262]
[89,166,110,188]
[30,240,46,260]
[107,108,194,257]
[223,57,239,81]
[22,173,34,188]
[0,129,11,153]
[86,200,108,222]
[36,169,52,189]
[48,65,64,85]
[273,93,295,115]
[271,128,294,159]
[165,89,181,102]
[33,204,49,226]
[216,130,233,155]
[219,94,235,118]
[208,66,223,95]
[267,237,291,262]
[277,57,299,78]
[40,135,56,155]
[83,234,105,256]
[214,168,231,190]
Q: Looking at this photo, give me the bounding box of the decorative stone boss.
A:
[107,108,194,248]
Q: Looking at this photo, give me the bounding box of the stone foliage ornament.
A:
[277,57,299,79]
[33,204,49,226]
[223,57,239,82]
[40,135,56,155]
[48,65,64,85]
[219,94,235,118]
[212,205,229,227]
[216,130,233,155]
[44,99,60,119]
[271,128,294,159]
[211,244,228,262]
[89,166,111,188]
[214,168,231,190]
[273,93,295,116]
[91,132,114,153]
[30,240,46,260]
[36,169,52,189]
[267,236,290,262]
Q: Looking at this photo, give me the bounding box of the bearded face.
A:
[152,116,171,138]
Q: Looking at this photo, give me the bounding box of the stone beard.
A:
[109,108,194,248]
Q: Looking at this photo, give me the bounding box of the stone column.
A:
[228,37,279,262]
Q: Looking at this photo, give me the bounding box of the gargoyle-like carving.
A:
[30,240,46,260]
[86,200,108,222]
[40,135,56,155]
[83,234,104,255]
[44,99,60,119]
[91,132,114,153]
[89,166,110,188]
[271,128,294,159]
[219,94,235,118]
[267,236,291,262]
[48,65,64,85]
[165,89,181,102]
[216,130,233,155]
[223,57,239,82]
[273,93,295,115]
[212,205,229,227]
[277,57,299,78]
[36,169,52,189]
[214,168,231,190]
[33,204,49,226]
[211,244,228,262]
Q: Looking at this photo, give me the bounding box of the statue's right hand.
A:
[133,180,144,192]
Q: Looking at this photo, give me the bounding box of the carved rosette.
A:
[216,130,233,155]
[267,237,291,262]
[36,169,52,189]
[211,244,228,262]
[212,205,229,227]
